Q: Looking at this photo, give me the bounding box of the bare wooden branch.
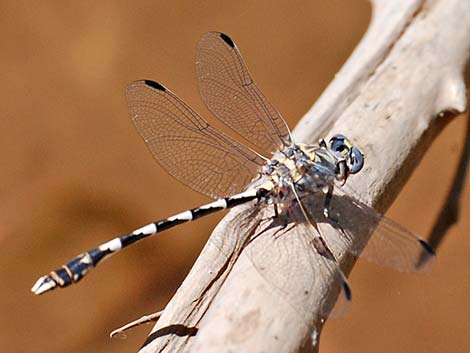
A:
[139,0,470,352]
[110,311,164,338]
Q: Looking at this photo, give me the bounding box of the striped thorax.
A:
[262,136,365,205]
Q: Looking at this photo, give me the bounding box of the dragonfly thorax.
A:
[262,135,364,203]
[262,143,334,202]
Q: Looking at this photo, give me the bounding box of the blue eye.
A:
[329,134,364,174]
[349,146,364,174]
[329,134,348,155]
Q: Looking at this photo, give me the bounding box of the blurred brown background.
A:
[1,1,469,352]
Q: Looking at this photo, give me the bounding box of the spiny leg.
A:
[322,185,346,234]
[323,186,333,219]
[272,204,292,239]
[254,203,291,242]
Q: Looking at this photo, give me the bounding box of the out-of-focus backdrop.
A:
[1,1,469,352]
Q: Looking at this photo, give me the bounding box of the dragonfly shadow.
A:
[141,324,198,349]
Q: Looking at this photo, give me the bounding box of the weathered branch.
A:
[139,1,470,352]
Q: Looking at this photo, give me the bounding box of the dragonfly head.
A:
[329,134,364,177]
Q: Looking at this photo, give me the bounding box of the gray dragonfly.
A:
[32,33,435,307]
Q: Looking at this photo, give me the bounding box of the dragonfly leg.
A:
[323,186,346,234]
[261,203,286,223]
[270,203,293,239]
[323,186,334,220]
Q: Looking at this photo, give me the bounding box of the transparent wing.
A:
[331,191,435,272]
[287,204,352,318]
[126,80,265,199]
[304,187,436,272]
[243,201,351,320]
[196,32,292,155]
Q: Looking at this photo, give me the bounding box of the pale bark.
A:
[139,1,470,352]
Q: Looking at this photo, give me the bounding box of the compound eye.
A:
[329,134,348,156]
[348,146,364,174]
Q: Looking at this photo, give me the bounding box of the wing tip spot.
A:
[343,281,352,301]
[418,239,436,256]
[219,33,235,48]
[144,80,166,91]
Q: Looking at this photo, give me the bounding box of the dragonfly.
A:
[32,32,435,302]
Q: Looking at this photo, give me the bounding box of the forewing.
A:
[126,80,265,199]
[196,32,291,155]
